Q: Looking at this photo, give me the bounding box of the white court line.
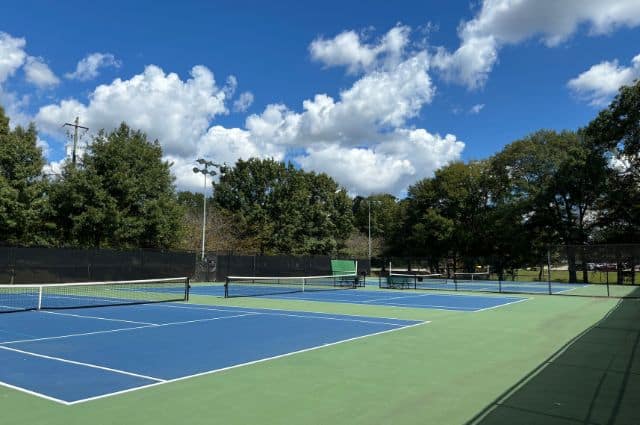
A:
[0,345,165,382]
[66,320,429,405]
[259,294,383,303]
[473,297,531,312]
[0,379,72,406]
[0,313,258,345]
[358,292,445,303]
[158,302,421,323]
[233,294,485,312]
[274,292,522,312]
[164,305,412,326]
[367,300,478,312]
[246,311,410,327]
[379,289,526,299]
[553,285,591,294]
[40,310,159,326]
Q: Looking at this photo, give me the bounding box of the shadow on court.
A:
[467,289,640,425]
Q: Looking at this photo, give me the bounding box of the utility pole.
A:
[63,117,89,166]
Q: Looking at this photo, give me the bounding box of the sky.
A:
[1,0,640,196]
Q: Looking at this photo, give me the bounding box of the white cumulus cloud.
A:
[297,129,464,195]
[36,65,229,157]
[310,25,411,74]
[247,52,435,147]
[568,54,640,106]
[24,56,59,88]
[0,32,27,84]
[169,126,284,191]
[233,91,254,112]
[33,25,464,196]
[34,63,280,191]
[65,53,121,81]
[433,0,640,89]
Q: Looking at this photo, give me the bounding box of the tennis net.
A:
[386,273,447,289]
[453,272,491,283]
[0,277,190,313]
[224,273,361,298]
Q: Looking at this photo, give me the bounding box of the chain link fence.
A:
[376,244,640,298]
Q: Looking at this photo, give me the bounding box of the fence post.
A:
[9,246,14,284]
[453,263,458,292]
[87,248,92,281]
[252,254,256,276]
[547,249,552,295]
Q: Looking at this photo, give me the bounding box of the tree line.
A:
[0,81,638,264]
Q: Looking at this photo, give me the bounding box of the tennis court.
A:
[0,277,632,425]
[0,302,423,404]
[192,282,528,312]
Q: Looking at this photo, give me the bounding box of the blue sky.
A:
[1,0,639,195]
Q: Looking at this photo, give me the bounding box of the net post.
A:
[37,285,43,310]
[185,277,190,301]
[224,277,229,298]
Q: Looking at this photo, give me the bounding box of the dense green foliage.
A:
[0,107,49,245]
[0,80,638,257]
[48,124,184,248]
[585,82,640,243]
[0,112,184,249]
[212,158,353,254]
[352,194,402,239]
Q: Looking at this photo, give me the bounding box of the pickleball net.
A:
[224,273,362,298]
[0,277,190,313]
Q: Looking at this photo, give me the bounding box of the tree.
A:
[47,165,117,247]
[491,130,608,282]
[213,158,353,255]
[585,80,640,244]
[0,107,49,245]
[352,194,403,255]
[49,123,184,248]
[342,231,384,258]
[403,161,495,271]
[177,191,206,212]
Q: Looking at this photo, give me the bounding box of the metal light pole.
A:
[368,200,371,262]
[193,159,219,261]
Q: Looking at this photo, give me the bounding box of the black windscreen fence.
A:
[0,246,196,284]
[215,254,332,279]
[209,253,369,281]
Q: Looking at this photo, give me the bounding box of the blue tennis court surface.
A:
[187,285,528,311]
[0,303,422,404]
